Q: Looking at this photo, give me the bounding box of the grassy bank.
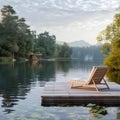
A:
[0,57,29,63]
[0,57,13,63]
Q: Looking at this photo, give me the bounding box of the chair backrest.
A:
[86,66,108,85]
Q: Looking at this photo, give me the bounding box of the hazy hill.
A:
[56,40,91,47]
[68,40,90,47]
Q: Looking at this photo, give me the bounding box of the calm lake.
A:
[0,60,119,120]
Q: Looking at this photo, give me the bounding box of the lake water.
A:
[0,60,119,120]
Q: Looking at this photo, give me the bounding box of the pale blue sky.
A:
[0,0,120,44]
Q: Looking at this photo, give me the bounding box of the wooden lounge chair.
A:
[69,66,110,91]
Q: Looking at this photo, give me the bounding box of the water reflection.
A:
[106,69,120,84]
[0,61,56,113]
[0,60,110,115]
[0,63,31,113]
[71,60,103,71]
[56,61,71,73]
[36,61,56,82]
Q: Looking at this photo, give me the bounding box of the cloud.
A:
[0,0,120,44]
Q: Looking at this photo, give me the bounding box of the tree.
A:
[0,5,34,58]
[100,43,111,57]
[97,7,120,70]
[17,18,34,57]
[35,31,56,58]
[0,5,19,57]
[0,26,10,56]
[55,42,72,58]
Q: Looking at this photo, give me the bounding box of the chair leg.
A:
[92,79,99,92]
[103,78,110,89]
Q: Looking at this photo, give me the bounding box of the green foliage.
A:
[0,5,34,59]
[97,6,120,70]
[0,57,13,62]
[106,69,120,84]
[16,57,27,62]
[55,42,72,58]
[87,103,107,119]
[34,31,56,58]
[87,103,96,107]
[17,18,34,57]
[101,43,112,57]
[104,48,120,69]
[0,5,69,61]
[0,5,19,56]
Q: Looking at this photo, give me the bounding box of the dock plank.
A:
[41,81,120,106]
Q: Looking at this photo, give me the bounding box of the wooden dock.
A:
[41,81,120,106]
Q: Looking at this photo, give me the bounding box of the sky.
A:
[0,0,120,45]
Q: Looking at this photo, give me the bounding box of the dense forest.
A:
[0,5,104,62]
[0,5,34,58]
[0,5,72,61]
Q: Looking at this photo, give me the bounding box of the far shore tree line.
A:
[71,45,104,61]
[0,5,72,61]
[0,5,104,62]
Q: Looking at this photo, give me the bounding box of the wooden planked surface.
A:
[41,81,120,106]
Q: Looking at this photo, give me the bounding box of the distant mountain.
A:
[68,40,91,47]
[56,40,91,47]
[56,41,64,45]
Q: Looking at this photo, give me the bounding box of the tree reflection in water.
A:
[0,61,56,113]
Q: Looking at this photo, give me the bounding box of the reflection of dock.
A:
[41,82,120,106]
[30,53,42,61]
